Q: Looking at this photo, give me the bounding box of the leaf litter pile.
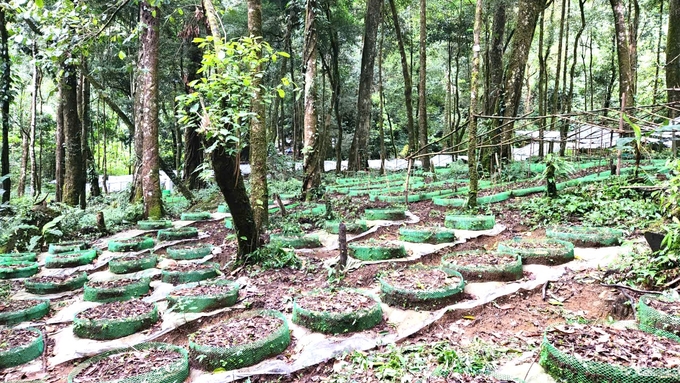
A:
[163,263,214,272]
[502,240,566,250]
[86,278,139,289]
[546,324,680,368]
[115,253,153,262]
[446,374,518,383]
[171,283,234,297]
[444,252,517,267]
[295,290,377,313]
[27,273,80,284]
[381,268,460,291]
[0,327,39,352]
[192,315,282,348]
[0,263,33,270]
[75,299,154,320]
[0,299,43,313]
[644,296,680,316]
[71,349,183,383]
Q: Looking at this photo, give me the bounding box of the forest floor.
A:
[0,193,644,383]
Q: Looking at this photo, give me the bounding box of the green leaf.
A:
[35,0,44,7]
[277,88,285,98]
[118,51,126,60]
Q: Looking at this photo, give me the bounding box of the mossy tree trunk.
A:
[467,0,482,209]
[418,0,430,171]
[62,63,85,208]
[388,0,415,154]
[667,0,680,115]
[0,8,9,203]
[248,0,269,229]
[302,0,321,200]
[137,0,163,219]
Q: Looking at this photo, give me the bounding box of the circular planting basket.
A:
[0,261,39,279]
[444,215,496,231]
[157,227,198,241]
[348,241,407,261]
[546,225,624,247]
[83,278,151,303]
[24,272,88,295]
[67,342,189,383]
[364,208,406,221]
[0,300,50,325]
[107,237,155,252]
[269,234,322,249]
[217,204,229,213]
[189,309,290,371]
[180,211,212,221]
[73,301,159,340]
[292,290,382,334]
[0,252,37,263]
[0,327,44,369]
[167,279,239,313]
[166,243,213,260]
[638,294,680,343]
[398,226,457,244]
[109,254,158,274]
[137,220,173,230]
[497,238,574,265]
[160,263,219,285]
[44,249,98,269]
[441,251,523,282]
[539,326,680,383]
[47,241,89,254]
[324,220,369,234]
[379,266,465,310]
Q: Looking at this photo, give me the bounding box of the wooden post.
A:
[96,211,106,232]
[337,222,347,272]
[616,93,626,176]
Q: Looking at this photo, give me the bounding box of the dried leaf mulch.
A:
[75,299,154,321]
[643,296,680,316]
[191,315,283,348]
[295,290,377,314]
[380,267,461,291]
[163,263,215,272]
[86,278,140,289]
[500,240,567,250]
[546,324,680,368]
[444,252,517,267]
[171,283,235,297]
[0,327,39,352]
[27,273,81,284]
[71,348,183,383]
[0,299,44,313]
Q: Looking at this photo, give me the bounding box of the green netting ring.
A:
[441,250,523,282]
[157,227,199,241]
[0,261,39,279]
[364,208,406,221]
[189,309,291,371]
[292,289,382,334]
[73,301,159,340]
[24,272,88,295]
[109,254,158,274]
[217,204,229,213]
[47,241,89,254]
[180,211,212,221]
[379,266,465,310]
[224,217,234,230]
[44,249,98,269]
[269,234,322,249]
[638,294,680,343]
[0,300,50,325]
[546,225,624,247]
[324,220,369,234]
[398,226,457,244]
[0,252,37,263]
[0,327,44,369]
[67,342,189,383]
[108,237,155,252]
[539,327,680,383]
[348,241,407,261]
[167,279,239,313]
[497,238,574,265]
[83,278,151,303]
[444,215,496,231]
[137,220,173,230]
[165,243,213,260]
[160,263,219,285]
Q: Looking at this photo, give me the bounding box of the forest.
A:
[2,0,680,382]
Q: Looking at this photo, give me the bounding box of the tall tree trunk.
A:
[348,0,382,170]
[137,1,163,219]
[418,0,429,171]
[30,46,40,197]
[652,0,664,105]
[538,11,548,158]
[567,0,586,114]
[81,60,100,200]
[609,0,636,110]
[203,0,259,258]
[302,0,321,199]
[485,3,506,166]
[667,0,680,111]
[62,63,85,207]
[17,126,28,197]
[556,0,568,156]
[468,0,483,208]
[378,25,386,174]
[0,9,10,203]
[500,0,546,160]
[388,0,416,154]
[248,0,269,228]
[55,76,65,202]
